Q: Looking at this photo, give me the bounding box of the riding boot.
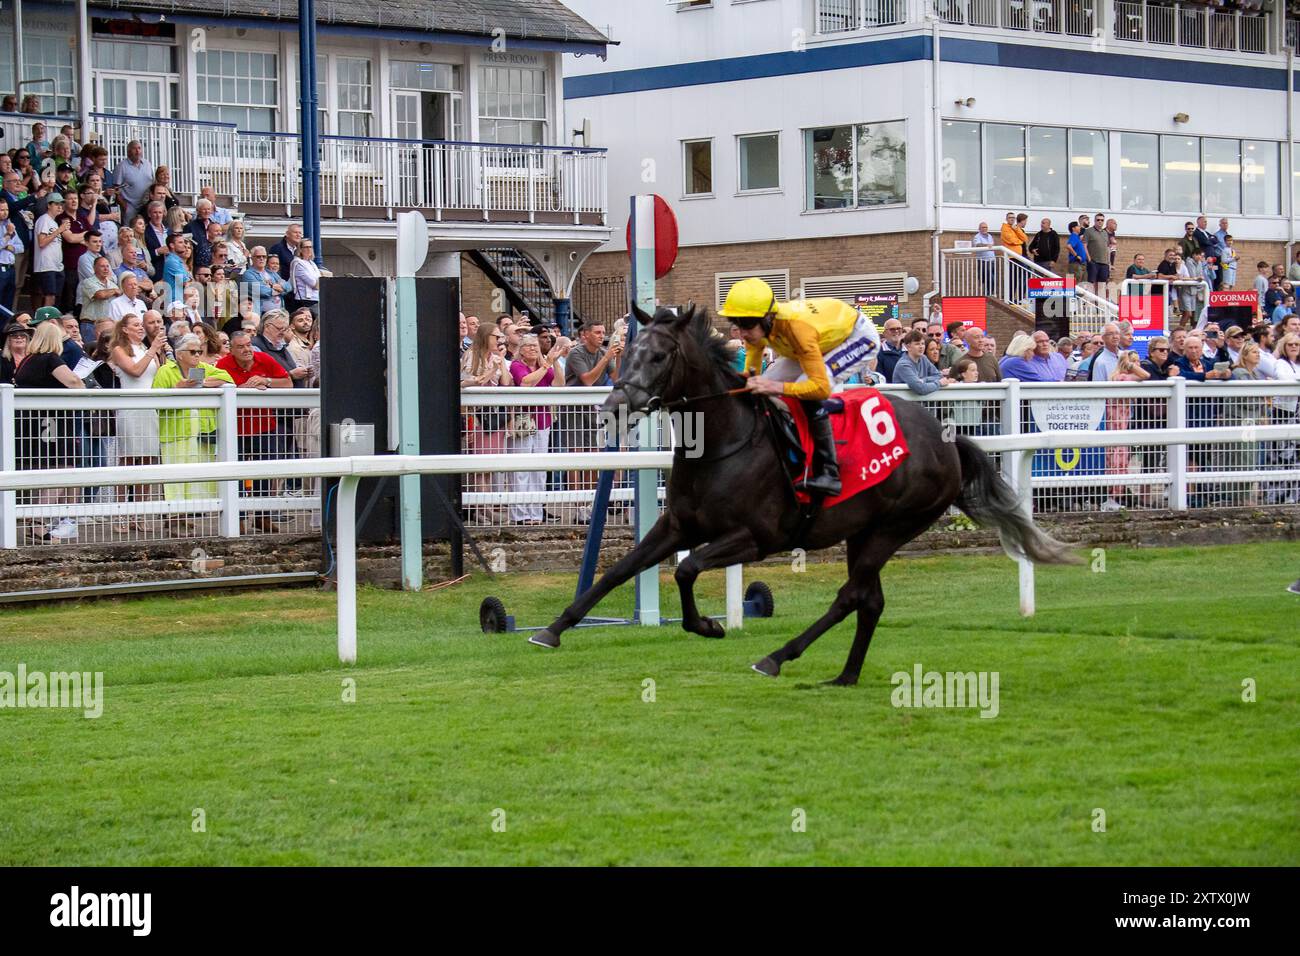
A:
[799,405,842,497]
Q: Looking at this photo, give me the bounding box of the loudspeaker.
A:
[319,276,461,548]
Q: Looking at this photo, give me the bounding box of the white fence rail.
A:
[1113,1,1271,54]
[4,425,1297,659]
[4,379,1298,551]
[929,0,1100,38]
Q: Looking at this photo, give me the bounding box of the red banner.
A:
[781,390,911,508]
[1119,294,1165,332]
[1208,291,1259,309]
[942,297,987,331]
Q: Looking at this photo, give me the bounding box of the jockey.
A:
[719,277,882,498]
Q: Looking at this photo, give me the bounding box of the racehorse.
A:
[529,304,1076,684]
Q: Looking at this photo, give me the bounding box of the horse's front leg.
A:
[674,528,763,639]
[530,514,689,649]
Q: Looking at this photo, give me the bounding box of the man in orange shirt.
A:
[216,329,290,528]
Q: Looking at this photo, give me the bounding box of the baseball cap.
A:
[46,193,65,205]
[32,306,63,325]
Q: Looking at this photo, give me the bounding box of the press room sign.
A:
[483,52,541,66]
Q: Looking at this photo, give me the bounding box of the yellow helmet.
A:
[718,277,776,319]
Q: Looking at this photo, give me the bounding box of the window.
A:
[1242,140,1280,216]
[683,139,713,196]
[805,121,906,210]
[478,66,547,145]
[1120,132,1158,211]
[1027,126,1067,209]
[1161,135,1201,213]
[0,36,77,112]
[856,122,906,206]
[195,50,278,133]
[942,121,981,204]
[390,61,461,92]
[983,124,1026,207]
[1201,137,1240,215]
[335,57,372,138]
[738,133,779,192]
[92,40,177,74]
[1069,129,1108,210]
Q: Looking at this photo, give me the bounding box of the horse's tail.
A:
[953,436,1078,565]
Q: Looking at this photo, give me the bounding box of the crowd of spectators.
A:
[0,120,324,541]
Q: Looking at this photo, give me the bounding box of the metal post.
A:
[336,474,358,664]
[75,0,91,140]
[218,384,241,537]
[726,563,743,630]
[12,0,24,109]
[0,384,16,549]
[1169,375,1189,510]
[298,0,321,256]
[394,211,428,590]
[630,194,659,626]
[553,297,572,339]
[1016,450,1035,617]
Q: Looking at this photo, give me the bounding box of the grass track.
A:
[0,542,1296,865]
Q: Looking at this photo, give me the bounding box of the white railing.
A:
[814,0,909,34]
[92,113,240,201]
[0,110,77,157]
[5,419,1298,655]
[230,131,608,224]
[1,384,319,549]
[940,245,1119,332]
[5,378,1298,551]
[1113,1,1270,54]
[930,0,1099,38]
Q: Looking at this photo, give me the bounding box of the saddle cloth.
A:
[777,389,911,508]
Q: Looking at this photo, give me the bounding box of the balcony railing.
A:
[814,0,908,33]
[1113,1,1270,54]
[31,111,608,226]
[928,0,1099,37]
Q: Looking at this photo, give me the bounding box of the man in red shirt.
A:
[216,329,290,527]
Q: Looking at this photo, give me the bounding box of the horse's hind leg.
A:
[825,569,884,687]
[675,528,762,639]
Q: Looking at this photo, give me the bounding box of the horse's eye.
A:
[651,351,667,362]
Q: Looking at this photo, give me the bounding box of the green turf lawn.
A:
[0,542,1296,866]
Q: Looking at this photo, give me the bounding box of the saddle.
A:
[765,396,845,491]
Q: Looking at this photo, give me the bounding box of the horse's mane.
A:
[650,302,744,386]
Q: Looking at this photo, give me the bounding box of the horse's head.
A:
[605,302,733,414]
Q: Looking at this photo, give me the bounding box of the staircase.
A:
[940,245,1119,333]
[468,248,558,325]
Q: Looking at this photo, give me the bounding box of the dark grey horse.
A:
[530,304,1075,684]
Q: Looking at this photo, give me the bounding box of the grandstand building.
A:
[562,0,1300,327]
[0,0,613,325]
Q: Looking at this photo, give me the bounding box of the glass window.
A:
[856,121,906,206]
[738,133,779,191]
[335,57,372,138]
[983,123,1026,207]
[1201,137,1240,215]
[478,66,546,144]
[1069,129,1108,210]
[683,139,713,196]
[941,120,981,204]
[1120,132,1158,211]
[387,62,460,92]
[3,36,78,113]
[1161,134,1201,213]
[1241,140,1279,216]
[806,125,854,209]
[1027,126,1067,208]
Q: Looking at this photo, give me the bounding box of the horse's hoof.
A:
[687,617,726,639]
[751,656,780,678]
[529,629,560,649]
[822,674,859,687]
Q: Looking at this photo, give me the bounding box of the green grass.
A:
[1,542,1297,866]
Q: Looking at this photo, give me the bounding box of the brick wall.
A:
[460,254,511,322]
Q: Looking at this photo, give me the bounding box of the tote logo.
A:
[50,887,151,936]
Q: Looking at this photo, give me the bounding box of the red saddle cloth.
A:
[778,389,911,507]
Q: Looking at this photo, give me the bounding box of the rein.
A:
[645,385,748,413]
